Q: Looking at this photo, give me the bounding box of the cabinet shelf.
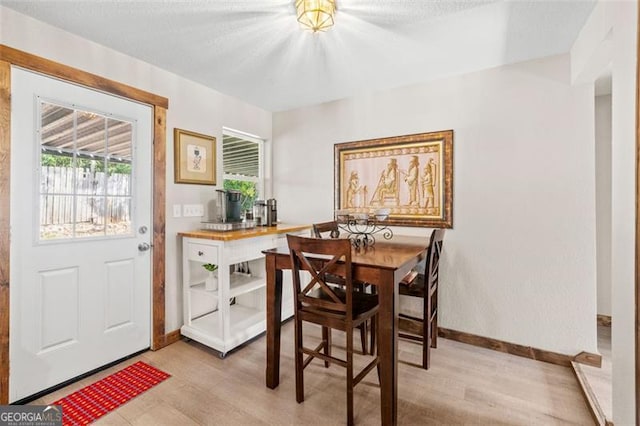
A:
[189,282,219,296]
[229,305,264,335]
[181,305,265,354]
[229,273,265,298]
[189,306,263,337]
[189,310,222,335]
[188,274,264,298]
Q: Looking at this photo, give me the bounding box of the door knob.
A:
[138,242,151,252]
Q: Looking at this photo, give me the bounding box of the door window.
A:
[39,100,134,241]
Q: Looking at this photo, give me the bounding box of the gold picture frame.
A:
[174,128,216,185]
[334,130,453,228]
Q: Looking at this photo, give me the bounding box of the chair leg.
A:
[431,314,438,348]
[375,316,381,383]
[359,323,367,355]
[295,319,305,402]
[423,327,431,370]
[322,326,331,368]
[431,287,438,349]
[368,285,377,355]
[355,280,368,354]
[422,286,432,370]
[369,316,376,356]
[346,326,354,426]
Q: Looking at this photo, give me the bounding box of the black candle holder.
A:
[335,213,393,248]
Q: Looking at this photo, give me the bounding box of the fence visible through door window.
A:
[38,100,135,240]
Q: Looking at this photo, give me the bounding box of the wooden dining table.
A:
[263,235,429,426]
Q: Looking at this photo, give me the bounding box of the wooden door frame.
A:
[637,3,640,422]
[0,45,170,404]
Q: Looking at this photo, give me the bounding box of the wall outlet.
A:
[173,204,182,218]
[183,204,204,217]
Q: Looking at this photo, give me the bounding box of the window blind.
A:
[223,134,260,178]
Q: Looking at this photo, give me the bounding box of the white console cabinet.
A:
[179,224,309,357]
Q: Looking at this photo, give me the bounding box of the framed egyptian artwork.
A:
[334,130,453,228]
[174,128,217,185]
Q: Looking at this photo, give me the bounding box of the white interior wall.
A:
[595,94,612,317]
[273,53,598,356]
[571,1,637,423]
[0,6,273,331]
[610,2,637,424]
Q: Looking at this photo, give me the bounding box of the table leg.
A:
[377,269,399,425]
[266,254,283,389]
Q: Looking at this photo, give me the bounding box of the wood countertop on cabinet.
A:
[178,223,311,241]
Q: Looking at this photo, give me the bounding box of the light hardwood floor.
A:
[32,322,594,425]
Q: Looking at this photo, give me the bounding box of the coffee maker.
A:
[217,189,243,223]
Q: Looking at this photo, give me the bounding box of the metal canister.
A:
[266,199,277,226]
[253,200,266,226]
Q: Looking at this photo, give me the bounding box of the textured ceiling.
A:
[2,0,597,112]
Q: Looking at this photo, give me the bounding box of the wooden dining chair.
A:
[398,229,445,369]
[287,234,379,426]
[312,221,374,355]
[312,220,341,239]
[311,222,349,288]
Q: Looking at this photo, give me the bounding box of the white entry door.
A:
[9,68,152,402]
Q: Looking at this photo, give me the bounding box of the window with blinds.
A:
[222,130,264,212]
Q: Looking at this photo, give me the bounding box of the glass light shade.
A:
[295,0,336,33]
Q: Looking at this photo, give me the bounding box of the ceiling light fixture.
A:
[295,0,336,33]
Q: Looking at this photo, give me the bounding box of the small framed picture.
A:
[174,128,216,185]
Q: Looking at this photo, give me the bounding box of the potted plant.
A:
[203,263,219,291]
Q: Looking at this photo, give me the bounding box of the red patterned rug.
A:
[52,361,171,425]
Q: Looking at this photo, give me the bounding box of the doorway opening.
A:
[581,70,613,422]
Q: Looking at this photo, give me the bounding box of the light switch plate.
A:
[173,204,182,218]
[183,204,204,217]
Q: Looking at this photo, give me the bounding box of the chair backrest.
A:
[287,234,353,318]
[425,229,445,290]
[312,221,340,239]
